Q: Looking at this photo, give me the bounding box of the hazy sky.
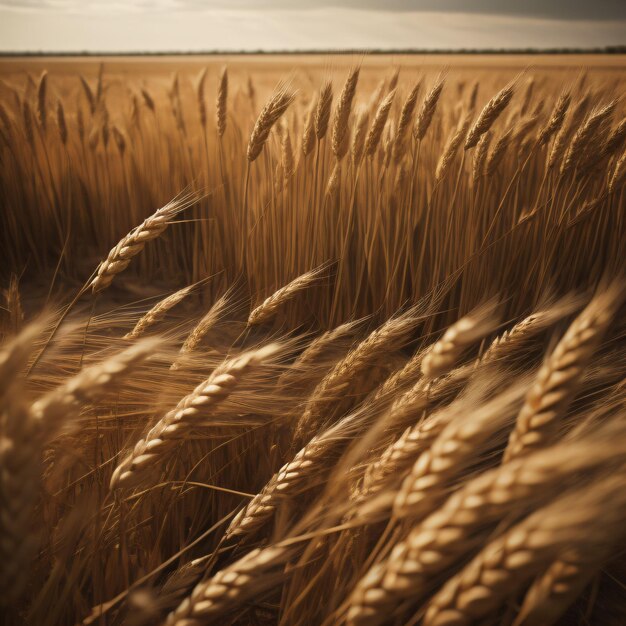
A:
[1,0,625,52]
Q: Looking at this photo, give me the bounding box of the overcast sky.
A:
[1,0,625,52]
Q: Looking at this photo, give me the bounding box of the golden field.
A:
[1,54,626,626]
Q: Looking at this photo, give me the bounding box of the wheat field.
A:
[1,54,626,626]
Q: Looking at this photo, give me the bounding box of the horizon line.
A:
[2,45,626,57]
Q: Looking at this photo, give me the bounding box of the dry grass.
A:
[1,54,625,626]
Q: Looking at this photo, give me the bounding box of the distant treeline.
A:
[1,46,625,57]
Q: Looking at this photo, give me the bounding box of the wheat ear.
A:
[36,70,47,131]
[90,194,198,294]
[560,100,617,174]
[0,324,46,602]
[0,322,43,399]
[609,149,626,193]
[294,311,420,446]
[465,82,515,149]
[124,285,194,340]
[471,130,491,183]
[485,127,514,176]
[392,82,420,162]
[281,131,295,181]
[503,285,622,462]
[357,398,447,501]
[351,107,370,166]
[332,67,360,159]
[79,74,96,113]
[195,67,207,127]
[248,265,327,326]
[56,99,67,145]
[31,338,160,437]
[171,292,230,370]
[247,85,294,162]
[110,344,280,489]
[538,92,571,145]
[278,321,359,392]
[166,546,289,625]
[326,160,342,200]
[226,399,378,541]
[364,89,395,158]
[302,100,317,157]
[0,391,42,603]
[423,475,626,626]
[436,114,472,183]
[512,552,606,626]
[315,80,333,141]
[421,303,499,381]
[477,298,581,368]
[392,382,525,521]
[346,432,626,626]
[216,66,228,137]
[414,76,445,141]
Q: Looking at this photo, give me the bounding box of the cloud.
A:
[2,0,626,21]
[0,7,624,52]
